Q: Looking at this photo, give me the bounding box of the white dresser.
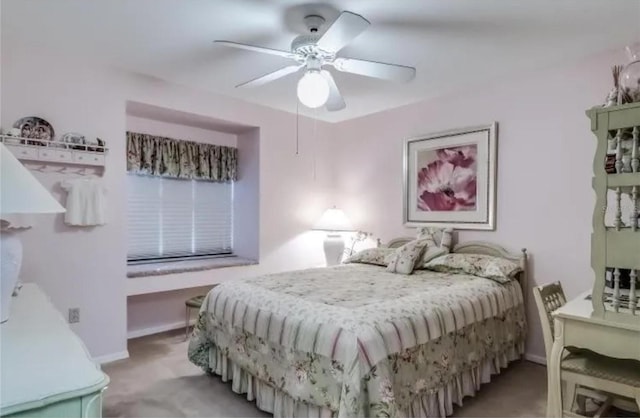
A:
[0,284,109,417]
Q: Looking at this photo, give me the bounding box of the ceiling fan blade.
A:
[236,65,302,88]
[321,70,346,111]
[333,57,415,82]
[214,40,295,59]
[316,11,370,53]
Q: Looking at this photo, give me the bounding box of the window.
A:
[127,174,233,263]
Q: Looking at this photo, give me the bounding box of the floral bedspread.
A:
[188,264,526,417]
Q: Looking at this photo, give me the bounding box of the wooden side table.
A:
[547,291,640,417]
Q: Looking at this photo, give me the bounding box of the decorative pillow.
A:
[343,247,396,266]
[424,253,522,283]
[416,227,453,267]
[417,227,453,251]
[421,246,449,265]
[386,239,429,275]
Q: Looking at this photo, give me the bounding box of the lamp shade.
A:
[313,207,354,232]
[0,143,65,215]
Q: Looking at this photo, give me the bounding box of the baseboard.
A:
[94,319,195,363]
[127,319,196,339]
[524,352,546,365]
[94,350,129,365]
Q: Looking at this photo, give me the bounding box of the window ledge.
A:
[127,256,258,278]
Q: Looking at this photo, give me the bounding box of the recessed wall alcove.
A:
[125,101,260,284]
[124,101,261,338]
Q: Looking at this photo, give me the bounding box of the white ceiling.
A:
[2,1,639,122]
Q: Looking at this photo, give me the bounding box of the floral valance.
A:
[126,132,237,182]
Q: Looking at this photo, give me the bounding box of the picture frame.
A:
[403,123,497,230]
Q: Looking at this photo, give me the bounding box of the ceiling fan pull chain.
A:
[313,109,317,181]
[296,99,300,156]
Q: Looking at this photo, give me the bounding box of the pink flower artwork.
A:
[416,145,477,212]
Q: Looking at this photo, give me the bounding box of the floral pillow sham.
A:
[416,227,453,266]
[424,253,522,283]
[343,247,396,267]
[421,246,449,266]
[386,239,429,275]
[416,227,453,251]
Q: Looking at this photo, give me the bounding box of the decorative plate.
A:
[59,132,86,150]
[12,117,55,145]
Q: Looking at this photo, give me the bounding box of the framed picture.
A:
[403,123,497,230]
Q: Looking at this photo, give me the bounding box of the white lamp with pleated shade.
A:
[312,206,354,266]
[1,143,65,322]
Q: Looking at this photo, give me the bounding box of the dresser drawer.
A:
[5,145,38,160]
[38,148,73,163]
[73,152,105,166]
[3,389,106,418]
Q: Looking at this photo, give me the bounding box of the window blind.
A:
[127,174,233,262]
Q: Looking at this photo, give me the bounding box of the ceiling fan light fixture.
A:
[297,70,330,108]
[217,10,416,112]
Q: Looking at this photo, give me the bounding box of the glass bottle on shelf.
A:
[619,43,640,103]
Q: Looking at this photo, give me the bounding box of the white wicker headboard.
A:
[382,237,529,307]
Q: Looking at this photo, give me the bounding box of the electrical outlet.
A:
[68,308,80,324]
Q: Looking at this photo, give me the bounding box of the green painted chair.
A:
[534,282,640,417]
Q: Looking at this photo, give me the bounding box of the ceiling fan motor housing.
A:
[291,34,335,63]
[291,34,321,55]
[290,15,335,63]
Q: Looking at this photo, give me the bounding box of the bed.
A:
[188,240,528,417]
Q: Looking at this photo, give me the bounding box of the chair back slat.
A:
[533,282,567,360]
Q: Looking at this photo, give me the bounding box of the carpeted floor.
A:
[103,330,547,417]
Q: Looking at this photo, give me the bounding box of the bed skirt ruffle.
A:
[208,341,524,418]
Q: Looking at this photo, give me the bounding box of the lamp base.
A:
[1,230,22,323]
[323,233,345,267]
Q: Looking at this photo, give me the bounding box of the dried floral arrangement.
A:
[343,231,375,258]
[604,65,633,107]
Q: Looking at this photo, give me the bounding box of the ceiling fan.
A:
[214,11,416,111]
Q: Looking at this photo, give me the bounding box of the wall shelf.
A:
[0,135,108,167]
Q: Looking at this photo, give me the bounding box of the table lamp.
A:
[313,206,354,266]
[1,143,65,322]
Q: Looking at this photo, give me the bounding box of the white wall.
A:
[234,128,260,261]
[1,44,335,359]
[127,286,212,339]
[330,48,624,361]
